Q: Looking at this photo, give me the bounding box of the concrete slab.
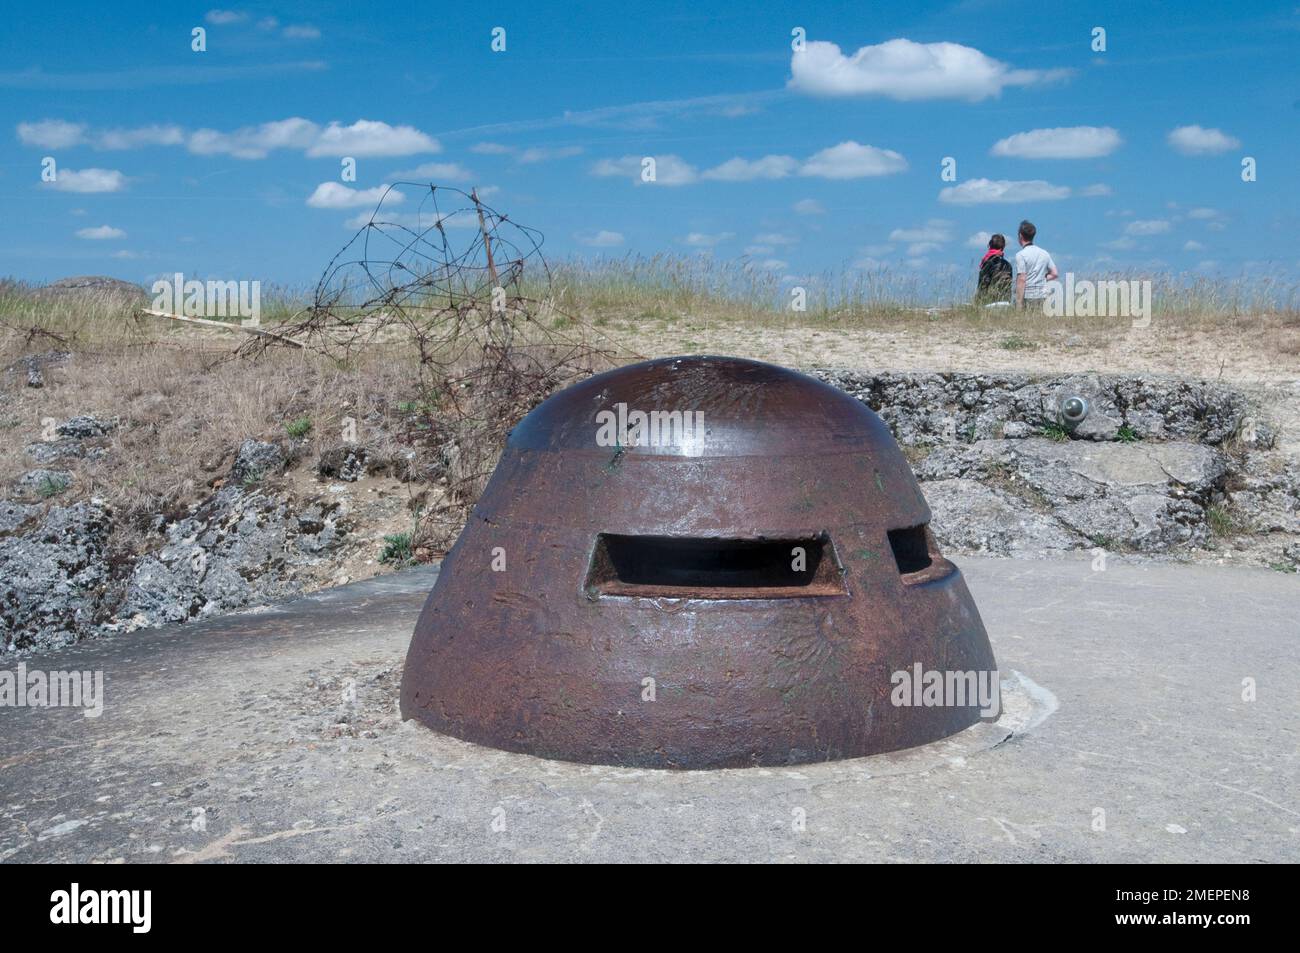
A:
[1,556,1296,863]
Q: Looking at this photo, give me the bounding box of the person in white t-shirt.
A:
[1013,220,1058,311]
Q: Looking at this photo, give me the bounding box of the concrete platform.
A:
[1,555,1296,863]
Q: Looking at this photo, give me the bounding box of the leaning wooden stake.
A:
[472,188,499,288]
[134,308,303,348]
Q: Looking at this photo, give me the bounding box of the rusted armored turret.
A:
[400,356,997,768]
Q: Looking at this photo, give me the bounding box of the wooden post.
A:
[472,188,499,288]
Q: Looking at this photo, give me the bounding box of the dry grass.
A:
[0,276,608,560]
[1,323,434,559]
[6,261,1298,357]
[0,303,405,570]
[543,254,1299,330]
[3,260,1297,555]
[524,256,1300,377]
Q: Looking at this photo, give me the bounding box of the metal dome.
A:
[400,356,997,768]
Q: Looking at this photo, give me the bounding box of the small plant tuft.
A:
[1206,504,1243,538]
[1039,422,1071,442]
[284,417,313,438]
[1116,424,1140,443]
[37,475,68,498]
[380,532,415,567]
[999,334,1038,351]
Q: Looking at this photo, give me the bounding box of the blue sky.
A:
[2,0,1297,293]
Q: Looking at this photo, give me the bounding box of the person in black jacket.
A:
[975,233,1013,304]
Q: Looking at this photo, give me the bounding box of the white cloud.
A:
[799,141,907,179]
[1124,219,1171,236]
[1101,237,1137,250]
[683,231,734,247]
[745,245,774,256]
[939,177,1071,205]
[593,142,904,185]
[518,145,583,163]
[1183,240,1205,252]
[757,258,788,271]
[793,198,825,215]
[343,209,475,230]
[578,230,624,247]
[257,16,279,30]
[471,142,513,154]
[591,154,699,185]
[889,219,952,243]
[307,182,405,209]
[966,231,993,249]
[789,38,1067,101]
[75,224,125,240]
[1187,207,1219,219]
[45,168,126,192]
[644,155,700,185]
[188,117,319,159]
[940,179,1065,206]
[387,162,473,181]
[20,116,439,161]
[991,126,1121,159]
[17,119,87,148]
[858,243,895,257]
[1167,125,1240,155]
[702,155,799,181]
[308,120,440,158]
[205,9,248,25]
[1080,183,1113,197]
[283,24,321,39]
[754,232,798,245]
[907,242,942,256]
[97,124,185,149]
[591,156,640,178]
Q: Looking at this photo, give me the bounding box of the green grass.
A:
[1116,424,1140,443]
[379,532,414,566]
[999,334,1038,351]
[37,474,69,498]
[1206,504,1244,538]
[1039,422,1071,442]
[284,416,312,438]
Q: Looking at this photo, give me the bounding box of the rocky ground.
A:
[817,370,1300,563]
[2,421,433,655]
[2,366,1297,655]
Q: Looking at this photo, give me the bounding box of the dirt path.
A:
[624,322,1294,380]
[615,319,1300,453]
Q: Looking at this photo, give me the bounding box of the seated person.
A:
[976,233,1013,304]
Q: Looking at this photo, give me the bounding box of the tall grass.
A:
[4,259,1299,357]
[537,254,1299,331]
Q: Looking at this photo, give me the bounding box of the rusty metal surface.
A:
[400,356,997,769]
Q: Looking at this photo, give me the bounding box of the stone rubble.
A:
[2,373,1297,652]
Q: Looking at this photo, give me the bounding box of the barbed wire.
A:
[243,182,616,551]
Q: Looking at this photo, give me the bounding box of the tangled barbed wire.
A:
[244,183,618,551]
